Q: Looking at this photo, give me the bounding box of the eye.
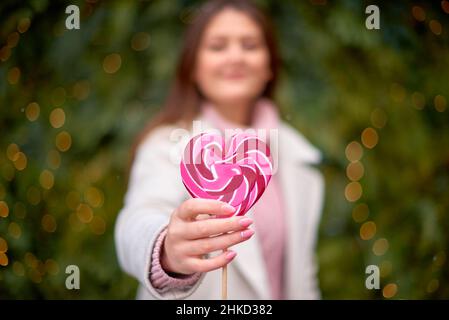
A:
[205,39,227,52]
[242,39,261,51]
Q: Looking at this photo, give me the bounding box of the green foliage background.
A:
[0,0,448,299]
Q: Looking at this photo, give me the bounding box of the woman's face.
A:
[194,8,272,108]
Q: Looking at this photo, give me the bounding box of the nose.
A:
[226,42,245,63]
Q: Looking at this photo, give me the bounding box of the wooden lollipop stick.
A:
[222,249,228,300]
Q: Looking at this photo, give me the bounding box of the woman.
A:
[115,0,324,300]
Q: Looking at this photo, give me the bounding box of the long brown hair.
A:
[132,0,281,158]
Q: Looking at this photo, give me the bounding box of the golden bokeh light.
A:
[13,152,27,171]
[8,222,22,239]
[45,259,60,275]
[346,161,364,181]
[383,283,398,298]
[39,170,55,190]
[352,203,369,223]
[7,67,21,85]
[90,216,106,235]
[443,0,449,14]
[6,143,20,161]
[55,131,72,152]
[25,102,40,121]
[131,32,151,51]
[18,18,31,33]
[77,203,94,223]
[0,46,11,62]
[412,6,426,21]
[7,32,20,48]
[429,20,442,35]
[373,238,389,256]
[345,141,363,162]
[41,214,57,233]
[103,53,122,74]
[361,127,378,149]
[0,252,9,266]
[49,108,66,128]
[0,237,7,253]
[434,95,447,112]
[360,221,376,240]
[0,201,9,218]
[24,252,38,268]
[84,186,104,208]
[345,181,362,202]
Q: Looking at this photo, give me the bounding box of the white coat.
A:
[115,116,325,300]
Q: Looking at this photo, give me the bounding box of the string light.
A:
[360,221,376,240]
[41,214,57,233]
[25,102,40,121]
[39,170,55,190]
[0,201,9,218]
[373,238,389,256]
[84,186,104,208]
[103,53,122,74]
[434,95,447,112]
[7,67,21,85]
[76,203,93,223]
[412,6,426,21]
[17,18,31,33]
[345,141,363,162]
[383,283,398,298]
[345,181,362,202]
[8,222,22,239]
[429,20,442,35]
[55,131,72,152]
[361,127,378,149]
[49,108,66,128]
[90,216,106,235]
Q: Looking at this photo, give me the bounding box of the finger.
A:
[188,250,237,273]
[177,198,236,220]
[185,216,253,240]
[186,229,255,256]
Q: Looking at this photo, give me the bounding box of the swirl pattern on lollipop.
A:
[180,132,273,216]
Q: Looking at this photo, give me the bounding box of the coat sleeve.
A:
[301,166,325,299]
[114,127,206,299]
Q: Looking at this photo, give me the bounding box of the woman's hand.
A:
[160,198,255,275]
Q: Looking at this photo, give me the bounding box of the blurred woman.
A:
[115,0,324,300]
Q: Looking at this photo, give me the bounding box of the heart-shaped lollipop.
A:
[180,132,273,216]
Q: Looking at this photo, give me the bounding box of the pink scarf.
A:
[201,98,286,300]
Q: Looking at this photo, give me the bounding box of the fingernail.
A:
[226,251,237,260]
[238,218,253,228]
[241,229,255,239]
[221,204,236,214]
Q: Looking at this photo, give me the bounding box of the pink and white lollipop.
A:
[180,132,273,216]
